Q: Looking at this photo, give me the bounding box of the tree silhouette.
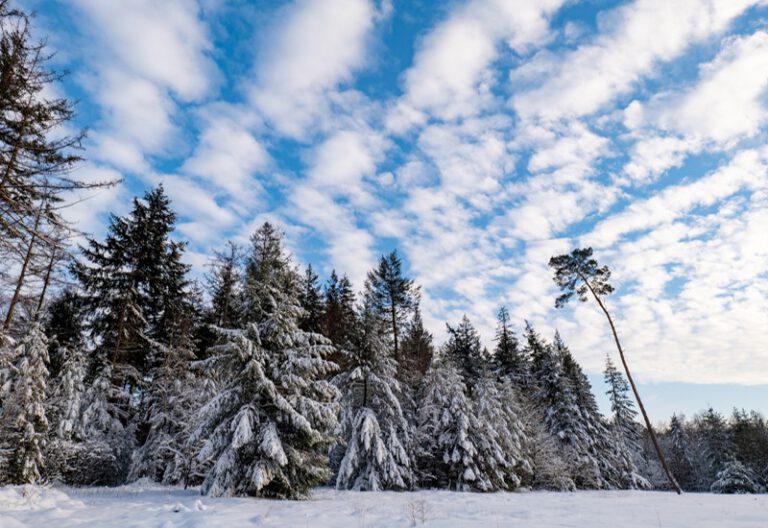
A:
[548,247,682,494]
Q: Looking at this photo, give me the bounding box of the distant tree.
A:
[365,251,417,367]
[321,270,357,371]
[710,460,764,494]
[604,355,642,451]
[665,414,695,490]
[206,242,243,329]
[444,315,485,392]
[399,306,434,390]
[492,306,526,387]
[549,247,681,494]
[298,264,323,333]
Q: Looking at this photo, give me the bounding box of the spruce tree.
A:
[0,323,49,484]
[129,316,199,484]
[334,298,413,491]
[416,359,503,491]
[444,315,485,392]
[43,287,84,379]
[73,185,190,411]
[666,414,695,490]
[604,355,641,451]
[298,264,323,333]
[492,306,526,387]
[189,223,339,498]
[365,251,417,367]
[206,242,243,329]
[399,306,434,391]
[321,270,357,371]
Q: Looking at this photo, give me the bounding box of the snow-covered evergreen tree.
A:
[604,355,642,451]
[492,307,526,388]
[129,319,200,484]
[710,460,765,494]
[48,347,87,441]
[444,315,485,392]
[0,323,49,484]
[665,414,695,490]
[334,298,413,491]
[189,223,339,498]
[298,264,323,333]
[471,373,529,489]
[416,358,509,491]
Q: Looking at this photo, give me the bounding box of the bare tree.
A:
[548,247,682,494]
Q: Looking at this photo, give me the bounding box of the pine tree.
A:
[189,224,339,498]
[365,251,417,367]
[492,306,526,387]
[0,323,49,484]
[444,315,485,392]
[335,298,413,491]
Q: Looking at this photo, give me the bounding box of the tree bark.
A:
[579,273,682,494]
[33,246,57,321]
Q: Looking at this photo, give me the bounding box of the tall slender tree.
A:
[549,247,682,494]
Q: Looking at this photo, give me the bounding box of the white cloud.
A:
[512,0,760,121]
[391,0,564,127]
[251,0,379,137]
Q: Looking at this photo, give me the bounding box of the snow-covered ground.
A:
[1,483,767,527]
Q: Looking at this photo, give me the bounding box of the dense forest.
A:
[0,0,766,498]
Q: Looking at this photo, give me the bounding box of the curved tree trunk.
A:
[581,274,682,494]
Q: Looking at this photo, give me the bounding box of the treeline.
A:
[1,186,764,496]
[0,0,766,499]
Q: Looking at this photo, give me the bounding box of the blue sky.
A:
[30,0,768,419]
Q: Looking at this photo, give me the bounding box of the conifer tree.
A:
[206,242,243,329]
[334,298,413,491]
[399,306,434,391]
[604,355,641,451]
[444,315,485,392]
[549,247,681,493]
[492,306,526,387]
[365,251,417,366]
[298,264,323,333]
[0,323,49,484]
[321,270,357,371]
[416,359,503,491]
[43,287,83,379]
[666,414,695,490]
[73,186,190,410]
[189,223,339,498]
[129,315,199,484]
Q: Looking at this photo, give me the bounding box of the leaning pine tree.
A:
[188,223,339,498]
[549,247,682,494]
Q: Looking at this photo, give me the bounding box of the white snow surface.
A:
[1,483,767,527]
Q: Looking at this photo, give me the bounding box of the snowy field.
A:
[1,483,767,528]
